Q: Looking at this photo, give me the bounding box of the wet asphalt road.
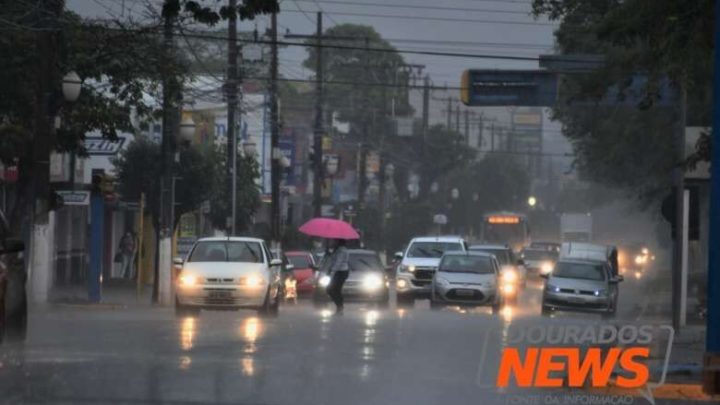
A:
[0,278,714,405]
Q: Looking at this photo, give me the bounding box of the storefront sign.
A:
[84,136,127,155]
[57,190,90,206]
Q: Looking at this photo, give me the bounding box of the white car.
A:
[396,236,468,305]
[174,237,283,316]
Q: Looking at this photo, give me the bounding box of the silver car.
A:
[313,250,390,306]
[430,252,503,313]
[541,259,623,318]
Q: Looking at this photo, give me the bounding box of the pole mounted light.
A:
[179,114,196,144]
[62,71,82,102]
[528,196,537,207]
[243,142,257,157]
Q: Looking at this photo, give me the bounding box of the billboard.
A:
[461,70,558,107]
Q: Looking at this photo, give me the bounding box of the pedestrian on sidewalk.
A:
[325,239,350,315]
[119,231,136,280]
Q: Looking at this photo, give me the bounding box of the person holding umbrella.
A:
[325,239,350,314]
[298,218,360,314]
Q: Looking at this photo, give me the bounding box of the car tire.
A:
[396,292,414,308]
[258,287,279,317]
[541,305,553,317]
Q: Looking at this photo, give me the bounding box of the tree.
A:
[206,148,261,234]
[113,138,218,232]
[531,0,713,201]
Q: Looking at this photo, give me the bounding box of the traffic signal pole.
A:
[703,0,720,394]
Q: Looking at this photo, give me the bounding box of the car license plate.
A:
[455,289,474,297]
[566,296,584,303]
[209,290,232,299]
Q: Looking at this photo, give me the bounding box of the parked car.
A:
[395,236,468,305]
[541,259,623,318]
[429,251,503,313]
[174,237,283,316]
[285,251,317,295]
[313,249,389,307]
[0,209,27,343]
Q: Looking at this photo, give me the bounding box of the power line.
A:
[281,9,555,26]
[292,0,536,16]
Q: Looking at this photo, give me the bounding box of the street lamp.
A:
[325,155,339,176]
[179,114,196,144]
[528,196,537,208]
[451,188,460,200]
[62,71,82,102]
[242,141,257,157]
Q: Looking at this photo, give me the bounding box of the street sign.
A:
[461,70,558,106]
[56,190,90,206]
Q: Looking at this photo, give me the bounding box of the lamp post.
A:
[528,196,537,208]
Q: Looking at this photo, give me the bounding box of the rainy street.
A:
[1,278,711,405]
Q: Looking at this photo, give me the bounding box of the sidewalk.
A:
[47,279,155,309]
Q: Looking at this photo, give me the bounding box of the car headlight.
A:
[634,255,646,265]
[502,269,517,283]
[546,284,561,293]
[502,284,515,295]
[362,274,384,291]
[400,265,415,273]
[319,275,331,287]
[179,274,198,287]
[593,289,607,297]
[241,274,264,288]
[540,262,554,275]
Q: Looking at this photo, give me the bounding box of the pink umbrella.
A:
[298,218,360,240]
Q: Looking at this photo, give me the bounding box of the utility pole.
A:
[227,0,239,235]
[446,98,452,129]
[421,75,429,189]
[464,110,470,144]
[671,84,687,332]
[357,37,370,212]
[312,12,324,217]
[704,0,720,393]
[30,0,62,304]
[270,11,280,242]
[455,105,460,134]
[490,123,495,152]
[156,8,180,305]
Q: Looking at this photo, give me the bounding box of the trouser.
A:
[326,271,349,309]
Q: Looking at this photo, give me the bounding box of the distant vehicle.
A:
[313,249,389,306]
[541,259,623,318]
[560,242,619,277]
[429,251,503,313]
[560,213,593,242]
[521,247,558,276]
[396,236,467,305]
[480,212,530,253]
[285,251,317,295]
[271,248,296,301]
[469,244,527,295]
[174,237,283,316]
[617,243,652,279]
[0,209,27,343]
[529,241,561,253]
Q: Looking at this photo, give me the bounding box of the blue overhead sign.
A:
[461,70,558,107]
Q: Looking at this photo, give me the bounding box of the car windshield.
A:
[188,241,264,263]
[522,249,557,261]
[287,255,311,269]
[471,248,511,265]
[349,253,383,272]
[439,255,494,274]
[553,262,607,281]
[406,242,463,258]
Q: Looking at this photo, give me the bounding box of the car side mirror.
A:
[173,257,184,266]
[517,259,525,266]
[0,238,25,255]
[394,251,403,260]
[540,273,549,279]
[285,264,294,271]
[270,258,283,267]
[610,275,624,283]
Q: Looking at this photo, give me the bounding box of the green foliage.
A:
[531,0,713,200]
[205,147,261,233]
[302,24,413,129]
[163,0,279,24]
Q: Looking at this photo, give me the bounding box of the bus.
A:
[480,212,530,253]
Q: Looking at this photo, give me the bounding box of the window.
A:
[288,255,311,269]
[349,253,383,272]
[188,241,264,263]
[552,262,607,281]
[406,242,464,258]
[439,256,494,274]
